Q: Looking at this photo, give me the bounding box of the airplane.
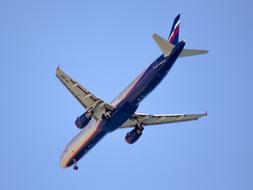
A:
[56,14,208,170]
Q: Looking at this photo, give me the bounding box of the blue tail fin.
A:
[168,14,180,45]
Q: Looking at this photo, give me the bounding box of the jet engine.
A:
[75,111,92,129]
[125,124,144,144]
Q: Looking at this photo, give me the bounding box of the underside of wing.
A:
[56,67,115,120]
[120,112,207,128]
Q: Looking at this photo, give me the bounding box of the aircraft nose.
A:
[59,151,68,168]
[60,156,67,168]
[60,158,67,168]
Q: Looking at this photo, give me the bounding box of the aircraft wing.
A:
[56,67,115,120]
[120,112,207,128]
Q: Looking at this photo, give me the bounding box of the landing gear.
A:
[135,123,144,135]
[102,111,112,120]
[73,159,78,170]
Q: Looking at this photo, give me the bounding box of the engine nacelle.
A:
[125,125,144,144]
[75,111,92,129]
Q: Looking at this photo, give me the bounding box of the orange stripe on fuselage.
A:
[65,121,103,167]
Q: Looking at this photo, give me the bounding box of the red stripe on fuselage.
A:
[65,122,102,166]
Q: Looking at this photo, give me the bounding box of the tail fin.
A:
[152,14,209,57]
[168,14,180,45]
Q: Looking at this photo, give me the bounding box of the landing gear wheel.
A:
[73,165,78,170]
[102,111,111,120]
[73,158,78,171]
[135,123,144,135]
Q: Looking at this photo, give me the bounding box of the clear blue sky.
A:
[1,0,252,189]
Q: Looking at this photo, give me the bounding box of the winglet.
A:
[204,111,208,116]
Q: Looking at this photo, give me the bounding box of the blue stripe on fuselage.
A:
[120,41,185,107]
[105,41,185,132]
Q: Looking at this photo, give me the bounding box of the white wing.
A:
[120,112,207,128]
[56,67,115,120]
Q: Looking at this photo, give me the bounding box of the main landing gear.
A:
[135,123,144,134]
[102,111,112,120]
[73,159,78,170]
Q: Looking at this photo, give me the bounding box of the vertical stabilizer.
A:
[168,14,180,45]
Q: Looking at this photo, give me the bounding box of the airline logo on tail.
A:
[168,14,180,45]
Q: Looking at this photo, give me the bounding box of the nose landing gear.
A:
[73,159,78,170]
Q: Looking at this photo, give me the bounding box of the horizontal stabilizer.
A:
[153,33,208,58]
[179,48,209,57]
[152,33,174,57]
